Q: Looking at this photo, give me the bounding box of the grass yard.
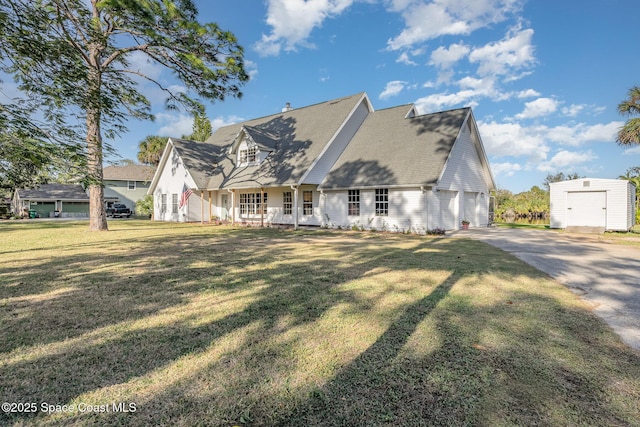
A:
[1,221,639,426]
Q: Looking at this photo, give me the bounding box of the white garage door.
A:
[440,191,457,230]
[464,192,477,226]
[567,191,606,227]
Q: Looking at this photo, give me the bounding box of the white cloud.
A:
[379,80,407,99]
[387,0,523,51]
[623,145,640,155]
[414,78,499,112]
[414,90,479,113]
[126,51,165,81]
[478,121,549,161]
[255,0,356,56]
[245,60,259,80]
[430,43,470,69]
[517,89,540,98]
[491,161,522,177]
[211,115,245,132]
[536,150,597,172]
[156,113,245,137]
[396,52,417,65]
[156,112,193,137]
[514,97,558,119]
[562,104,585,117]
[545,121,622,146]
[469,27,535,78]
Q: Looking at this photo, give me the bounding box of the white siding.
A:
[302,100,370,184]
[152,145,198,222]
[550,178,635,231]
[322,188,429,233]
[628,183,637,230]
[438,121,491,228]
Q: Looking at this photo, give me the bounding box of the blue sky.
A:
[10,0,640,193]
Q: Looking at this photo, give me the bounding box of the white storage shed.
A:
[550,178,636,231]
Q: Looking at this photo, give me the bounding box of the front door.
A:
[221,194,229,220]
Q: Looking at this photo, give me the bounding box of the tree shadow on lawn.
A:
[1,229,638,426]
[280,282,640,427]
[0,230,449,419]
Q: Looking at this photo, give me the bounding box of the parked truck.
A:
[106,203,132,218]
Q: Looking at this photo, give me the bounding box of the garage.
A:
[463,192,478,226]
[439,191,457,230]
[566,191,606,227]
[550,178,636,231]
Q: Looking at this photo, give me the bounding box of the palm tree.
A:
[137,136,169,167]
[617,86,640,145]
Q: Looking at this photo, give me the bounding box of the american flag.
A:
[179,183,193,208]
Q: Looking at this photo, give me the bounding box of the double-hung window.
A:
[283,191,292,215]
[127,180,136,190]
[375,188,388,216]
[348,190,360,216]
[303,191,313,215]
[171,194,178,214]
[161,194,167,213]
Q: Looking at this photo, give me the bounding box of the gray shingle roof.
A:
[172,93,366,190]
[18,184,89,201]
[103,165,155,181]
[169,138,225,189]
[319,106,470,189]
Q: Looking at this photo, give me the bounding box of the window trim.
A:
[239,192,267,216]
[171,193,178,214]
[348,189,360,216]
[239,145,258,165]
[160,194,167,213]
[283,191,292,215]
[127,180,136,190]
[302,190,313,216]
[375,188,388,216]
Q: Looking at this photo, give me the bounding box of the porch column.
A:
[292,185,299,230]
[200,191,204,225]
[260,188,264,228]
[208,191,212,223]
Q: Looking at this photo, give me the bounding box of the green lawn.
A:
[1,221,639,426]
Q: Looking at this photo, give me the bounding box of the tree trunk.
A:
[86,64,108,231]
[87,107,108,231]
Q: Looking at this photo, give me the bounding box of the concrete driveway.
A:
[454,227,640,350]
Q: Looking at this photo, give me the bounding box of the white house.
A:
[147,92,496,231]
[550,178,636,231]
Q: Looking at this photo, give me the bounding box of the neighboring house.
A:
[550,178,636,231]
[103,165,155,211]
[12,184,90,218]
[148,92,496,231]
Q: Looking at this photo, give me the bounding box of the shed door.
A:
[567,191,606,227]
[440,191,457,230]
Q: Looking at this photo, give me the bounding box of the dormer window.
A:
[239,145,257,165]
